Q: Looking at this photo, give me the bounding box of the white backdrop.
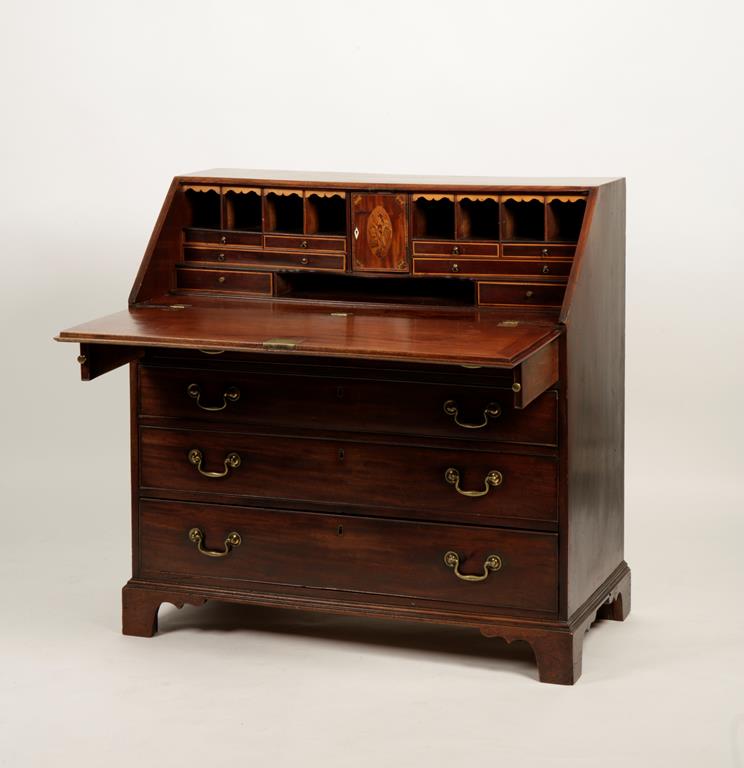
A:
[1,1,743,766]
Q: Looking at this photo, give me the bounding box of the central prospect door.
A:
[351,193,408,272]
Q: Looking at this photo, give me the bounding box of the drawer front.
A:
[478,281,565,308]
[264,234,347,252]
[414,258,499,276]
[412,257,570,279]
[139,499,558,613]
[412,241,499,257]
[139,367,558,446]
[502,244,576,259]
[139,427,558,524]
[183,247,345,271]
[176,267,273,295]
[184,229,263,247]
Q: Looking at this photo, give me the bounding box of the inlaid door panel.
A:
[351,193,408,272]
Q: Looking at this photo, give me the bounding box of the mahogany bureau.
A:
[57,170,631,684]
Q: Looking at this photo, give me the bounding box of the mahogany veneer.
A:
[57,170,630,684]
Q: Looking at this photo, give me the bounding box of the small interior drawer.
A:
[477,282,565,308]
[139,499,559,614]
[502,244,576,259]
[412,258,498,277]
[183,247,345,271]
[412,257,567,278]
[175,267,273,295]
[264,234,347,252]
[183,229,263,248]
[412,241,499,257]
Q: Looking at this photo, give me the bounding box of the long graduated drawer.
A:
[139,426,558,526]
[139,366,558,447]
[139,500,559,615]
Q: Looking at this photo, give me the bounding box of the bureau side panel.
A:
[130,361,141,575]
[129,178,186,304]
[563,180,626,617]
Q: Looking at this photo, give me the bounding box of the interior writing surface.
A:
[57,299,560,368]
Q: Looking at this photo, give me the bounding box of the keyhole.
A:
[338,448,345,462]
[337,525,344,536]
[336,386,345,399]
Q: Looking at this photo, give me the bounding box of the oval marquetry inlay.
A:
[367,205,393,261]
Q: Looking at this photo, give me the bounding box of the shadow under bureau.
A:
[56,170,630,684]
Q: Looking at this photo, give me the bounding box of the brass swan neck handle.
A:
[444,551,502,582]
[443,400,501,429]
[188,448,241,479]
[187,383,240,412]
[188,528,241,558]
[444,467,502,497]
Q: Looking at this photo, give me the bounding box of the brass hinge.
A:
[262,338,300,350]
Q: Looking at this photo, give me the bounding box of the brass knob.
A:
[217,275,226,283]
[542,264,549,274]
[541,248,549,256]
[300,256,309,265]
[452,246,460,255]
[300,240,308,248]
[451,263,459,273]
[217,253,225,261]
[220,235,227,244]
[525,290,533,298]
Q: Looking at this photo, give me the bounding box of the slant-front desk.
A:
[57,170,630,684]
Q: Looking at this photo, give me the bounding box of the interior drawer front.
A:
[139,367,558,446]
[414,258,571,279]
[264,234,346,252]
[478,282,565,308]
[139,427,558,524]
[412,241,499,257]
[183,229,262,247]
[502,244,576,259]
[183,247,345,271]
[139,499,558,613]
[175,267,273,295]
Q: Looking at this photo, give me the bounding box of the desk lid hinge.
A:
[262,338,301,351]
